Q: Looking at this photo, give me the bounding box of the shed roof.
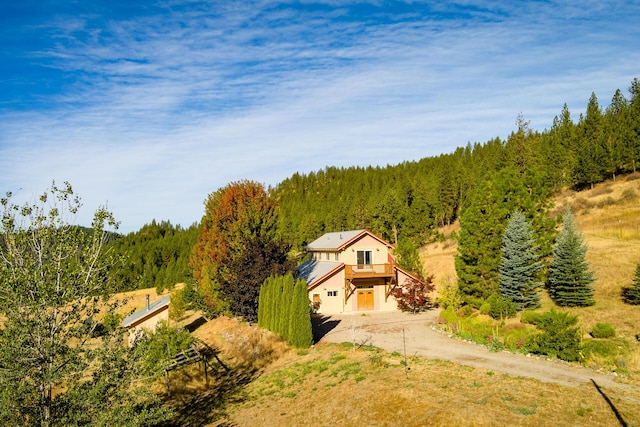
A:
[121,295,171,328]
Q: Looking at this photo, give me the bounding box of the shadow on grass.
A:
[184,316,209,333]
[311,314,341,343]
[157,366,256,427]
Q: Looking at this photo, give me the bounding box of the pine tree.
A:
[547,209,596,307]
[288,279,313,348]
[623,263,640,305]
[499,211,544,310]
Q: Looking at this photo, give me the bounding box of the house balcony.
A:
[344,263,394,281]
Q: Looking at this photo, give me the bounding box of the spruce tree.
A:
[623,263,640,304]
[288,279,313,348]
[499,211,544,310]
[547,209,596,307]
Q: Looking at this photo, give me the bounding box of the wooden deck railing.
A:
[344,263,394,280]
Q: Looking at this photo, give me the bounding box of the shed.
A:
[122,294,171,345]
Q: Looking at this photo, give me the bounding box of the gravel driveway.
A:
[312,309,638,397]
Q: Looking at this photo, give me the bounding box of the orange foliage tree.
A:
[190,180,292,321]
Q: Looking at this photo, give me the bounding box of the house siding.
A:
[300,230,424,315]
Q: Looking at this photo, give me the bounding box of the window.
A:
[334,252,339,261]
[327,290,338,297]
[326,252,330,260]
[356,250,373,266]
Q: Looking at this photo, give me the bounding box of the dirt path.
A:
[313,310,639,398]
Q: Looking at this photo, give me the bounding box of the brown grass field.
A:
[120,174,640,426]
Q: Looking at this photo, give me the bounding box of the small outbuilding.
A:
[121,294,171,346]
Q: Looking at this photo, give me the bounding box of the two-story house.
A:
[295,229,421,314]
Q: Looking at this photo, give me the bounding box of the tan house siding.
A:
[298,230,422,315]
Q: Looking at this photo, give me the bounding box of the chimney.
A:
[146,294,150,311]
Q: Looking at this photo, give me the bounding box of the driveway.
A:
[312,309,639,398]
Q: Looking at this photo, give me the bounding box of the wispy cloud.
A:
[1,0,639,232]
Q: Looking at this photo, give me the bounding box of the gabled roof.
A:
[121,295,171,328]
[305,229,393,252]
[295,259,344,290]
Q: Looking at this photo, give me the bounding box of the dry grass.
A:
[133,176,640,426]
[226,343,640,427]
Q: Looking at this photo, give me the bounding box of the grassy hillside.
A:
[420,173,640,367]
[121,174,640,426]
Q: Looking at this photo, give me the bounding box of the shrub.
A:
[134,321,193,376]
[620,188,638,202]
[392,276,436,313]
[479,303,491,316]
[519,310,540,325]
[525,309,581,362]
[590,322,616,338]
[456,305,475,318]
[436,277,463,310]
[501,323,534,351]
[439,306,458,325]
[487,294,516,320]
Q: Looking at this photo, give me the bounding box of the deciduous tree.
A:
[190,181,292,322]
[0,182,169,427]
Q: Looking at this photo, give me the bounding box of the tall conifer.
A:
[278,274,295,339]
[547,209,596,306]
[288,279,313,348]
[499,211,544,310]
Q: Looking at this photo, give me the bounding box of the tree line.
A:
[104,77,640,311]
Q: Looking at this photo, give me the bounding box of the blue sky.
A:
[1,1,639,233]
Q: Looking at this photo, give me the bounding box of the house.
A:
[295,229,421,314]
[121,294,171,346]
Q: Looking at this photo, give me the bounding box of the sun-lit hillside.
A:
[421,173,640,365]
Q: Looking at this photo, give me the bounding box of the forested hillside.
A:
[108,78,640,293]
[107,220,198,292]
[273,79,640,250]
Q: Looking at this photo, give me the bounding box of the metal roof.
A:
[121,295,171,328]
[305,229,393,251]
[304,229,366,251]
[295,259,343,288]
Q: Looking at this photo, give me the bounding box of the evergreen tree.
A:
[277,274,295,339]
[499,211,544,310]
[547,209,596,307]
[288,279,313,348]
[394,237,425,278]
[622,263,640,305]
[455,167,550,301]
[575,93,607,188]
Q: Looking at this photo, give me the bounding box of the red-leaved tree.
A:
[391,275,436,313]
[190,180,292,321]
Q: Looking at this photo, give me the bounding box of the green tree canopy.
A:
[0,182,169,427]
[499,211,544,310]
[622,263,640,305]
[547,209,596,307]
[190,180,292,322]
[455,167,552,301]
